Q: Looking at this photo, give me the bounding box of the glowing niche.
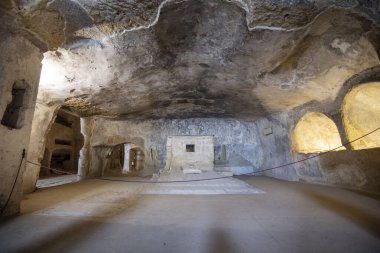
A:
[292,112,345,154]
[342,82,380,150]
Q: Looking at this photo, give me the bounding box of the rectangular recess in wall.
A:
[55,114,72,128]
[55,139,72,146]
[167,136,214,171]
[263,127,273,136]
[186,144,195,152]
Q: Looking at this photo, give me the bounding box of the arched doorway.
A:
[104,144,145,176]
[105,144,125,176]
[36,108,83,188]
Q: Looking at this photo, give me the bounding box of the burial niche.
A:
[292,112,345,154]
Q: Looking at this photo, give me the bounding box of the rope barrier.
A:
[26,126,380,184]
[248,126,380,175]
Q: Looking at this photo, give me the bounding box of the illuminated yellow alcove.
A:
[292,112,345,154]
[342,82,380,150]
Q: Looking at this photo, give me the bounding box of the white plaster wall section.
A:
[78,117,94,177]
[122,143,131,173]
[167,136,214,171]
[121,143,140,174]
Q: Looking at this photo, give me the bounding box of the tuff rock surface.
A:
[3,0,379,119]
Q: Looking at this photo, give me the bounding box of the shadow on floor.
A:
[345,189,380,202]
[12,183,147,253]
[300,188,380,239]
[208,228,234,253]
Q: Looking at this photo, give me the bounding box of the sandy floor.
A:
[1,176,379,253]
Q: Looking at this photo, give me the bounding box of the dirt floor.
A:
[1,176,379,253]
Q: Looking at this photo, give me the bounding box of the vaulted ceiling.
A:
[7,0,380,119]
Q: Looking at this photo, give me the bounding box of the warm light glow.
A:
[342,82,380,150]
[292,112,345,154]
[39,54,67,90]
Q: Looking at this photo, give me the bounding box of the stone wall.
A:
[256,111,380,194]
[83,114,380,194]
[0,10,44,216]
[83,117,263,177]
[22,103,60,194]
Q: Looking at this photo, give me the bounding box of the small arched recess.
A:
[292,112,345,154]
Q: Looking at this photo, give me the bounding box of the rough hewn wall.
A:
[82,111,380,193]
[256,111,380,194]
[0,11,44,216]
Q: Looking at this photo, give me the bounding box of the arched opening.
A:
[292,112,345,154]
[36,108,83,188]
[342,82,380,150]
[105,144,125,176]
[104,144,145,177]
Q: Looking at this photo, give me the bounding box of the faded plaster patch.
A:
[331,38,352,54]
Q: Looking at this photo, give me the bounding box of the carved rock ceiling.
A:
[14,0,380,118]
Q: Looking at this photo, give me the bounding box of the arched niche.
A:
[292,112,345,154]
[342,82,380,150]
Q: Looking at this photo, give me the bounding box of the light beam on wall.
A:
[39,55,68,91]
